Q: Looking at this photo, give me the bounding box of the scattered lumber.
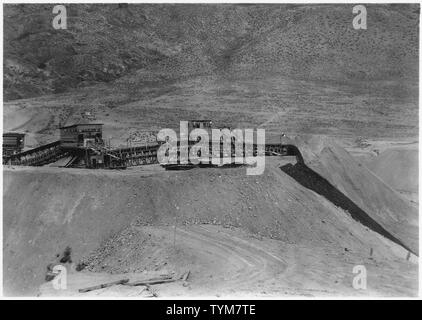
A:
[78,270,191,292]
[124,270,190,287]
[78,278,129,293]
[124,277,178,287]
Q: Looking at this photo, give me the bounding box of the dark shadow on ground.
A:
[280,162,415,255]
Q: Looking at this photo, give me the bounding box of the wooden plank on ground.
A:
[124,278,178,287]
[78,278,130,293]
[182,270,190,281]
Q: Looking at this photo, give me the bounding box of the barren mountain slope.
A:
[4,4,419,100]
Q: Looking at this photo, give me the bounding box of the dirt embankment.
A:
[292,135,418,254]
[38,223,417,297]
[3,150,417,295]
[367,148,418,198]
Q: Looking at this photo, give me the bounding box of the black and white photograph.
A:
[1,1,420,302]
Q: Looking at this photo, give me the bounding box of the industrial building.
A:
[59,123,104,148]
[2,132,25,156]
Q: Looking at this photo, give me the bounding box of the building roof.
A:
[3,132,25,137]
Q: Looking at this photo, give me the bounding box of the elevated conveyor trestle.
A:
[108,144,159,167]
[3,140,301,168]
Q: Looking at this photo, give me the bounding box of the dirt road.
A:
[149,225,287,292]
[39,224,418,297]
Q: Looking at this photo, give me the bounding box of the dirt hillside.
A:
[3,153,417,295]
[4,4,418,100]
[38,223,416,298]
[290,135,418,254]
[367,148,418,196]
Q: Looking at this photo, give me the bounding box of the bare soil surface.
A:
[367,147,418,202]
[293,136,418,254]
[3,143,418,297]
[38,225,417,297]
